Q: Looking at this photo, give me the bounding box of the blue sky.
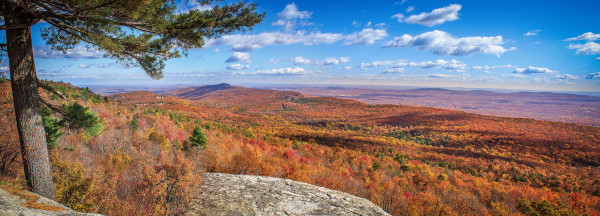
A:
[6,0,600,92]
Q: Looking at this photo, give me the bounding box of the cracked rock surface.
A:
[186,173,390,216]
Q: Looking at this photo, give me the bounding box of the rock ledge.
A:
[0,185,100,216]
[186,173,390,216]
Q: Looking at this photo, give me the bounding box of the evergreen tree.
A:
[0,0,263,199]
[189,126,208,149]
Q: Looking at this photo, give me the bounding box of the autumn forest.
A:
[1,80,599,215]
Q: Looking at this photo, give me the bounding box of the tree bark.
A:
[6,17,56,200]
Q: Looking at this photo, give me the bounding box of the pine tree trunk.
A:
[6,17,56,200]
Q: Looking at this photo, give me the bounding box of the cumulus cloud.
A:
[344,28,388,45]
[239,67,308,75]
[565,32,600,41]
[316,57,351,66]
[361,59,467,72]
[394,4,462,27]
[225,52,251,63]
[227,64,250,70]
[513,66,558,74]
[524,30,541,36]
[383,30,515,56]
[272,3,313,32]
[79,64,93,68]
[567,42,600,55]
[206,28,388,53]
[206,31,344,52]
[406,6,415,13]
[34,46,104,59]
[585,72,600,79]
[552,74,577,81]
[293,56,311,65]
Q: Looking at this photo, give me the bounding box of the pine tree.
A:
[0,0,263,199]
[189,126,208,149]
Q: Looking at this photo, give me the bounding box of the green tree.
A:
[0,0,263,199]
[189,126,208,149]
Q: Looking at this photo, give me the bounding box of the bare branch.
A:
[37,79,66,100]
[38,96,63,114]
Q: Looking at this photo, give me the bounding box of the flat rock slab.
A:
[186,173,390,216]
[0,186,101,216]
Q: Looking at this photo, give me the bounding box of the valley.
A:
[1,81,599,215]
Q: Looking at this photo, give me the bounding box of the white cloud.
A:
[239,67,308,75]
[272,3,313,32]
[316,57,350,66]
[34,46,104,59]
[585,72,600,79]
[596,57,600,61]
[176,0,212,14]
[352,21,360,27]
[0,67,8,71]
[206,28,386,53]
[471,65,515,70]
[397,4,462,27]
[427,74,456,78]
[383,30,515,56]
[567,42,600,55]
[382,68,406,74]
[344,28,388,45]
[293,56,311,65]
[524,30,541,36]
[361,59,467,72]
[205,31,344,52]
[406,6,415,13]
[225,52,251,63]
[513,66,558,74]
[227,64,250,70]
[213,48,220,53]
[565,32,600,41]
[341,66,353,70]
[391,13,404,22]
[79,64,93,68]
[366,22,372,27]
[552,74,577,81]
[375,23,386,27]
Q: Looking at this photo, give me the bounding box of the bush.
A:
[189,126,208,148]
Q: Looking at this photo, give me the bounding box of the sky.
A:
[3,0,600,92]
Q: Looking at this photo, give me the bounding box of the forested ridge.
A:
[1,81,599,215]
